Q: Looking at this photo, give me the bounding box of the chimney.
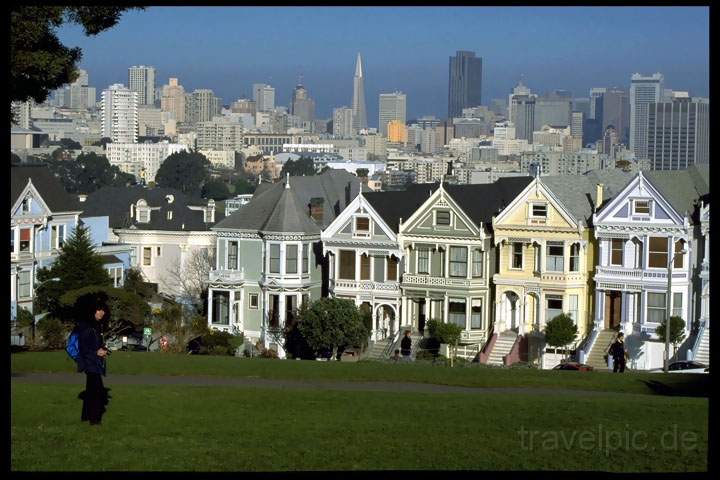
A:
[595,183,604,210]
[309,197,324,223]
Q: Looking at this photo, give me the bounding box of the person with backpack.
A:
[72,296,111,425]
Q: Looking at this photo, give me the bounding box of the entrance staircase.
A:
[486,331,518,366]
[363,337,393,361]
[693,327,709,365]
[585,329,617,370]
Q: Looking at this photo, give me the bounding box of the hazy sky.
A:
[57,6,709,126]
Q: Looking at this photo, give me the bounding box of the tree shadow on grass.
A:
[640,376,710,398]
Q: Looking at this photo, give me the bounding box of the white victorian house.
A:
[321,190,403,341]
[591,167,708,370]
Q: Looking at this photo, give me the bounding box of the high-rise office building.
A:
[601,88,630,144]
[253,84,276,112]
[589,88,606,120]
[378,91,407,137]
[352,53,367,131]
[101,84,138,143]
[291,80,315,123]
[572,98,590,119]
[509,82,536,143]
[534,91,572,130]
[128,66,156,106]
[630,72,664,160]
[231,98,256,116]
[448,50,482,119]
[647,96,709,170]
[571,111,583,139]
[160,77,186,123]
[333,106,354,138]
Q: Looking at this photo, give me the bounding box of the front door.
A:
[418,299,426,334]
[605,291,622,330]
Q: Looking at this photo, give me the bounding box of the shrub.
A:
[544,313,578,349]
[36,317,67,350]
[199,330,244,356]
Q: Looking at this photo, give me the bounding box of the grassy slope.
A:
[11,383,707,472]
[11,351,709,397]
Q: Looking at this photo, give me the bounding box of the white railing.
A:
[688,321,707,362]
[332,279,400,292]
[596,266,688,282]
[577,326,600,364]
[540,272,585,282]
[209,269,245,283]
[455,343,480,361]
[460,330,488,344]
[402,274,484,288]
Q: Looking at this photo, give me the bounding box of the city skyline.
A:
[55,7,709,125]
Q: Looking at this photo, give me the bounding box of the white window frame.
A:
[646,292,666,323]
[546,241,565,272]
[18,270,32,299]
[435,210,451,227]
[227,241,239,271]
[353,216,371,238]
[19,227,32,253]
[568,294,579,321]
[569,243,580,272]
[269,243,281,274]
[510,242,523,270]
[137,207,150,223]
[417,248,430,275]
[633,199,651,216]
[108,266,124,287]
[142,246,153,266]
[249,293,259,309]
[472,248,484,278]
[610,239,624,266]
[530,202,548,219]
[470,299,483,329]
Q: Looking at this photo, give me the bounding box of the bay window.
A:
[545,296,563,322]
[448,299,466,328]
[647,292,666,323]
[269,244,281,273]
[546,242,564,272]
[569,243,580,272]
[339,250,355,279]
[449,246,467,278]
[472,248,483,277]
[417,248,430,275]
[610,239,624,266]
[471,299,482,329]
[648,237,668,268]
[227,241,238,270]
[511,242,523,269]
[286,245,298,274]
[360,254,370,280]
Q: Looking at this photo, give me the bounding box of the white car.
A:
[650,361,709,373]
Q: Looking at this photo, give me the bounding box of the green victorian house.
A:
[207,170,362,357]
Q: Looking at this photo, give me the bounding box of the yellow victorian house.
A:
[486,170,632,366]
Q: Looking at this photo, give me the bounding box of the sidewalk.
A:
[11,372,646,397]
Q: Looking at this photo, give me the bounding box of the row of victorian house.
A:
[11,163,709,370]
[206,166,709,370]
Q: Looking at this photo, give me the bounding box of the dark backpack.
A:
[66,329,80,362]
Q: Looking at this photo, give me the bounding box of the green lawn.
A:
[11,351,710,397]
[11,383,707,471]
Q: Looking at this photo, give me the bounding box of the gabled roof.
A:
[644,165,709,220]
[11,164,81,213]
[541,169,634,225]
[214,169,363,233]
[81,185,223,232]
[364,176,534,233]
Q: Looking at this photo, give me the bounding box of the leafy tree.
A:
[201,179,231,200]
[35,224,112,322]
[280,156,317,177]
[155,151,212,197]
[44,152,135,193]
[233,177,256,195]
[10,6,143,122]
[434,322,463,367]
[36,317,67,350]
[655,316,686,357]
[356,168,369,178]
[93,137,112,147]
[122,268,156,300]
[544,313,578,359]
[59,138,82,149]
[60,286,151,341]
[293,298,369,360]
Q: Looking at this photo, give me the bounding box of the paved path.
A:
[12,372,647,397]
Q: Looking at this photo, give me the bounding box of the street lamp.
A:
[664,244,687,373]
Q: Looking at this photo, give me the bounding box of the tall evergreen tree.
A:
[35,223,111,321]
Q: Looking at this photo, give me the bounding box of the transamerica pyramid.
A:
[352,52,367,132]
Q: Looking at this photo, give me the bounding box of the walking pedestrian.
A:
[77,296,111,425]
[400,330,412,362]
[609,332,628,373]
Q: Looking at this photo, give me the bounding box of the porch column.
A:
[465,296,471,331]
[355,252,361,282]
[207,287,214,326]
[229,290,236,324]
[279,294,286,328]
[400,295,407,328]
[594,289,604,329]
[496,295,505,332]
[443,294,449,324]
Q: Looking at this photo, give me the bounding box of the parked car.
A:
[650,361,708,373]
[553,362,594,371]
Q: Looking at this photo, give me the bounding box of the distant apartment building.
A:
[492,121,530,156]
[231,98,256,116]
[128,65,156,106]
[199,149,236,170]
[52,69,96,110]
[508,82,536,142]
[362,133,387,160]
[291,82,315,123]
[387,120,407,144]
[647,95,709,170]
[106,141,188,182]
[196,118,245,151]
[190,89,222,124]
[520,149,609,176]
[161,78,186,123]
[243,133,319,155]
[378,91,406,137]
[101,84,138,143]
[137,106,164,137]
[333,107,354,138]
[571,111,583,140]
[534,91,572,130]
